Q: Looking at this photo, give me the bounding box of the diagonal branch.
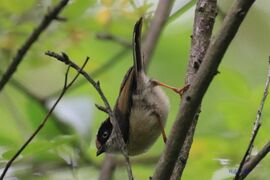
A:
[0,57,88,180]
[238,140,270,179]
[152,0,256,179]
[45,51,134,180]
[0,0,70,92]
[171,0,217,179]
[46,48,130,98]
[235,59,270,179]
[98,154,117,180]
[143,0,176,68]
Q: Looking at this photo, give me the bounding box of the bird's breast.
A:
[127,85,169,156]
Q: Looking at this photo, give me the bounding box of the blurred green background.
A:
[0,0,269,179]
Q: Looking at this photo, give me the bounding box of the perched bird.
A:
[96,18,189,156]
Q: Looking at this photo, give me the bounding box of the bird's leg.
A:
[151,80,190,97]
[157,118,167,144]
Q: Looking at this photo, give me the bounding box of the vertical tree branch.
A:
[170,0,217,179]
[235,59,270,179]
[98,155,117,180]
[0,0,70,92]
[0,57,88,180]
[143,0,175,68]
[152,0,256,179]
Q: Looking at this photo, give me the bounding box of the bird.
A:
[95,18,189,156]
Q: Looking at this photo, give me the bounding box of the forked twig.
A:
[95,104,109,114]
[0,57,88,180]
[45,51,134,180]
[238,140,270,179]
[235,59,270,179]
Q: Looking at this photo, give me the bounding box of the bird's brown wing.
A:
[113,67,135,143]
[117,67,135,112]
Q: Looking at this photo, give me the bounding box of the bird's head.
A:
[96,118,113,156]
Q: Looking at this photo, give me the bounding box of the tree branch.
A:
[95,103,110,114]
[143,0,175,68]
[0,0,70,92]
[46,48,130,98]
[98,155,117,180]
[170,0,217,179]
[238,140,270,179]
[152,0,256,179]
[45,51,134,180]
[235,59,270,179]
[0,57,88,180]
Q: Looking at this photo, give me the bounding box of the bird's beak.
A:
[96,139,105,156]
[96,145,105,156]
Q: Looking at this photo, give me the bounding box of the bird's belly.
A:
[127,86,169,156]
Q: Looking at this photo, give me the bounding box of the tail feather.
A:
[133,17,144,75]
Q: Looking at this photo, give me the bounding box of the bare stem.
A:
[95,103,110,114]
[45,51,134,180]
[238,140,270,179]
[234,59,270,179]
[0,57,88,180]
[46,48,130,98]
[0,0,70,92]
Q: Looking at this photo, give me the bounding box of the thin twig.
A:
[152,0,256,179]
[234,59,270,179]
[170,0,217,179]
[0,0,70,92]
[95,103,109,114]
[45,51,134,180]
[0,57,88,180]
[96,33,132,48]
[238,140,270,179]
[46,48,130,98]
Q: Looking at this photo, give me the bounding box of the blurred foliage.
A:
[0,0,270,179]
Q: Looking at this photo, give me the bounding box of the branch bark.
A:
[0,57,88,180]
[238,140,270,179]
[143,0,176,68]
[152,0,256,179]
[235,59,270,179]
[170,0,217,179]
[0,0,70,92]
[98,155,117,180]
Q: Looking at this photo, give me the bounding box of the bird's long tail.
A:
[133,17,144,76]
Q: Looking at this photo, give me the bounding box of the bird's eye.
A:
[102,131,109,139]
